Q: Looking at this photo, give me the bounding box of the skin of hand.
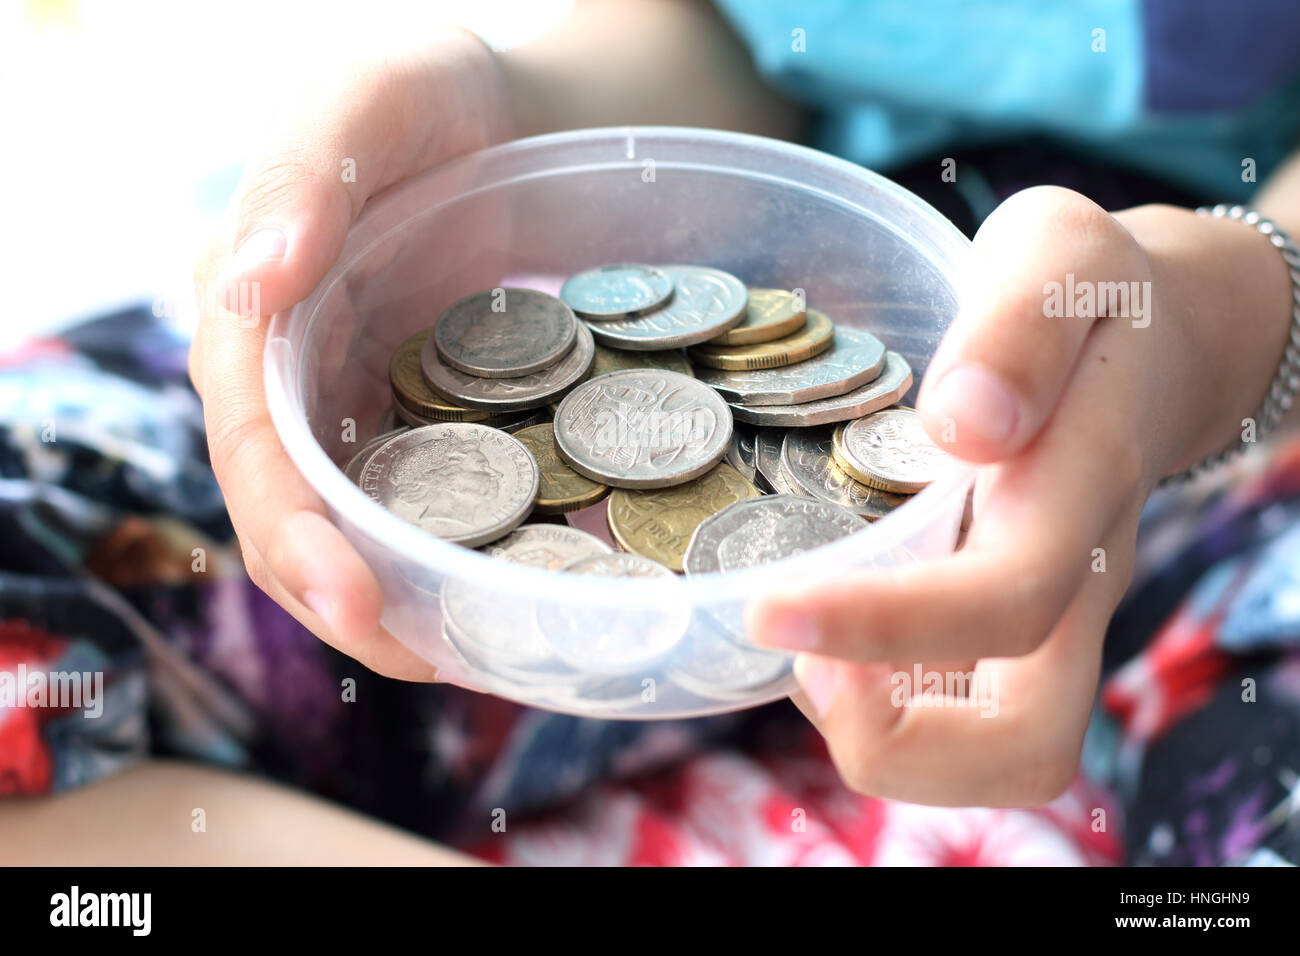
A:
[748,183,1300,807]
[191,3,796,681]
[191,27,509,680]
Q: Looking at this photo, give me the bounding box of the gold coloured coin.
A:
[606,462,761,572]
[588,343,694,379]
[514,423,609,515]
[833,407,952,493]
[708,289,807,346]
[688,309,834,371]
[389,330,493,423]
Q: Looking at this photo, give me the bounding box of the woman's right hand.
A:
[190,27,510,680]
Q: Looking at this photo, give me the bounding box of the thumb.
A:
[216,157,358,317]
[917,185,1148,462]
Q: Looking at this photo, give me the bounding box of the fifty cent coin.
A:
[696,325,886,405]
[683,495,863,574]
[728,350,913,427]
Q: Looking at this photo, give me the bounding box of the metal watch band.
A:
[1160,204,1300,486]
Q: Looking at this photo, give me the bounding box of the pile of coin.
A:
[340,262,955,706]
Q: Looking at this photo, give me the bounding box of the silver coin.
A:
[695,326,887,405]
[377,405,402,433]
[421,319,595,412]
[583,265,748,350]
[728,350,913,427]
[670,613,792,701]
[342,427,409,486]
[781,427,909,520]
[560,263,674,320]
[683,495,863,574]
[360,423,539,547]
[753,428,788,493]
[495,408,553,434]
[441,523,613,669]
[537,553,687,675]
[838,406,953,493]
[723,422,764,488]
[434,288,576,378]
[553,369,733,489]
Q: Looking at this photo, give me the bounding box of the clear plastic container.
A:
[264,126,974,719]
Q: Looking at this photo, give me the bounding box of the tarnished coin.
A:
[729,350,913,427]
[537,553,687,674]
[670,615,793,701]
[442,524,612,669]
[553,369,733,489]
[683,495,863,574]
[753,428,790,493]
[688,308,834,371]
[343,427,409,486]
[588,343,693,379]
[392,396,535,431]
[723,422,764,488]
[434,288,576,378]
[361,423,539,547]
[695,325,886,405]
[514,423,609,515]
[390,329,494,423]
[708,288,808,346]
[421,319,595,412]
[582,265,748,350]
[606,462,761,571]
[560,263,674,320]
[835,406,953,493]
[781,427,909,520]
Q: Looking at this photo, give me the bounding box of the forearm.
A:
[497,0,803,140]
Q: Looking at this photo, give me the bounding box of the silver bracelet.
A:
[1160,204,1300,486]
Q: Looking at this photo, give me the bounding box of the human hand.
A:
[191,28,509,679]
[748,185,1297,805]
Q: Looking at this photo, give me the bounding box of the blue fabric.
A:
[714,0,1300,198]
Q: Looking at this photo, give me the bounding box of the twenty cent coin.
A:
[553,369,733,489]
[560,263,673,320]
[695,325,886,405]
[683,495,863,574]
[514,423,609,515]
[582,265,748,351]
[708,288,807,346]
[835,406,953,493]
[606,462,761,571]
[361,423,539,547]
[728,350,913,427]
[433,288,576,378]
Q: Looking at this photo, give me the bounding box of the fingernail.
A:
[303,589,336,633]
[925,363,1021,445]
[794,655,839,718]
[231,227,287,271]
[753,605,821,651]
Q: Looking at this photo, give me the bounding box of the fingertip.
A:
[747,592,822,652]
[918,361,1028,462]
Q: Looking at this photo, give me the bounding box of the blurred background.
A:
[1,0,572,351]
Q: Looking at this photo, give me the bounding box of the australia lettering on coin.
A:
[421,319,595,411]
[434,288,576,378]
[553,369,733,488]
[781,427,909,520]
[728,350,913,427]
[583,265,748,350]
[560,263,674,319]
[683,495,863,574]
[361,423,539,547]
[695,325,887,405]
[837,406,953,493]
